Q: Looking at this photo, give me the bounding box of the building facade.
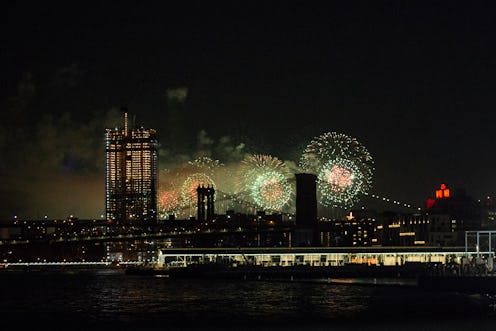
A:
[105,114,158,223]
[425,184,483,246]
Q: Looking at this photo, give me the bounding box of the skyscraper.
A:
[105,113,158,223]
[294,173,318,246]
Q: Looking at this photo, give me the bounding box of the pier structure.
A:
[157,246,494,269]
[465,230,496,255]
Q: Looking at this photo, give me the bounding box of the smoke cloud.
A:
[1,77,303,219]
[0,71,123,218]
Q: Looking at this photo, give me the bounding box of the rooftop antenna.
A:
[122,107,128,136]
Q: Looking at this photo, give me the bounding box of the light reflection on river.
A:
[0,270,495,330]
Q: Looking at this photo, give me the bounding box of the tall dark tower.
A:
[206,186,215,221]
[197,185,215,221]
[197,185,206,221]
[293,173,318,246]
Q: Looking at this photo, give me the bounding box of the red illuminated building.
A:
[435,183,451,199]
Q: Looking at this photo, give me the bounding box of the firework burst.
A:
[181,173,216,206]
[188,156,223,175]
[238,154,293,211]
[158,190,181,217]
[300,132,374,207]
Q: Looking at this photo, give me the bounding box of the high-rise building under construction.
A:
[105,113,158,223]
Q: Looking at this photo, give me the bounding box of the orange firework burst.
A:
[159,191,181,213]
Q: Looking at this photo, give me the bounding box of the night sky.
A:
[2,1,496,219]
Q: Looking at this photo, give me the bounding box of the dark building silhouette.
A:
[294,173,318,246]
[373,211,429,246]
[319,210,378,247]
[197,185,215,221]
[481,196,496,229]
[426,184,483,246]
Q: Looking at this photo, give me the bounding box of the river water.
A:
[1,269,495,330]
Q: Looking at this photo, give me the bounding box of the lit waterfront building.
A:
[157,246,495,269]
[105,113,158,223]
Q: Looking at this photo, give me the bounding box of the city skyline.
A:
[2,2,496,218]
